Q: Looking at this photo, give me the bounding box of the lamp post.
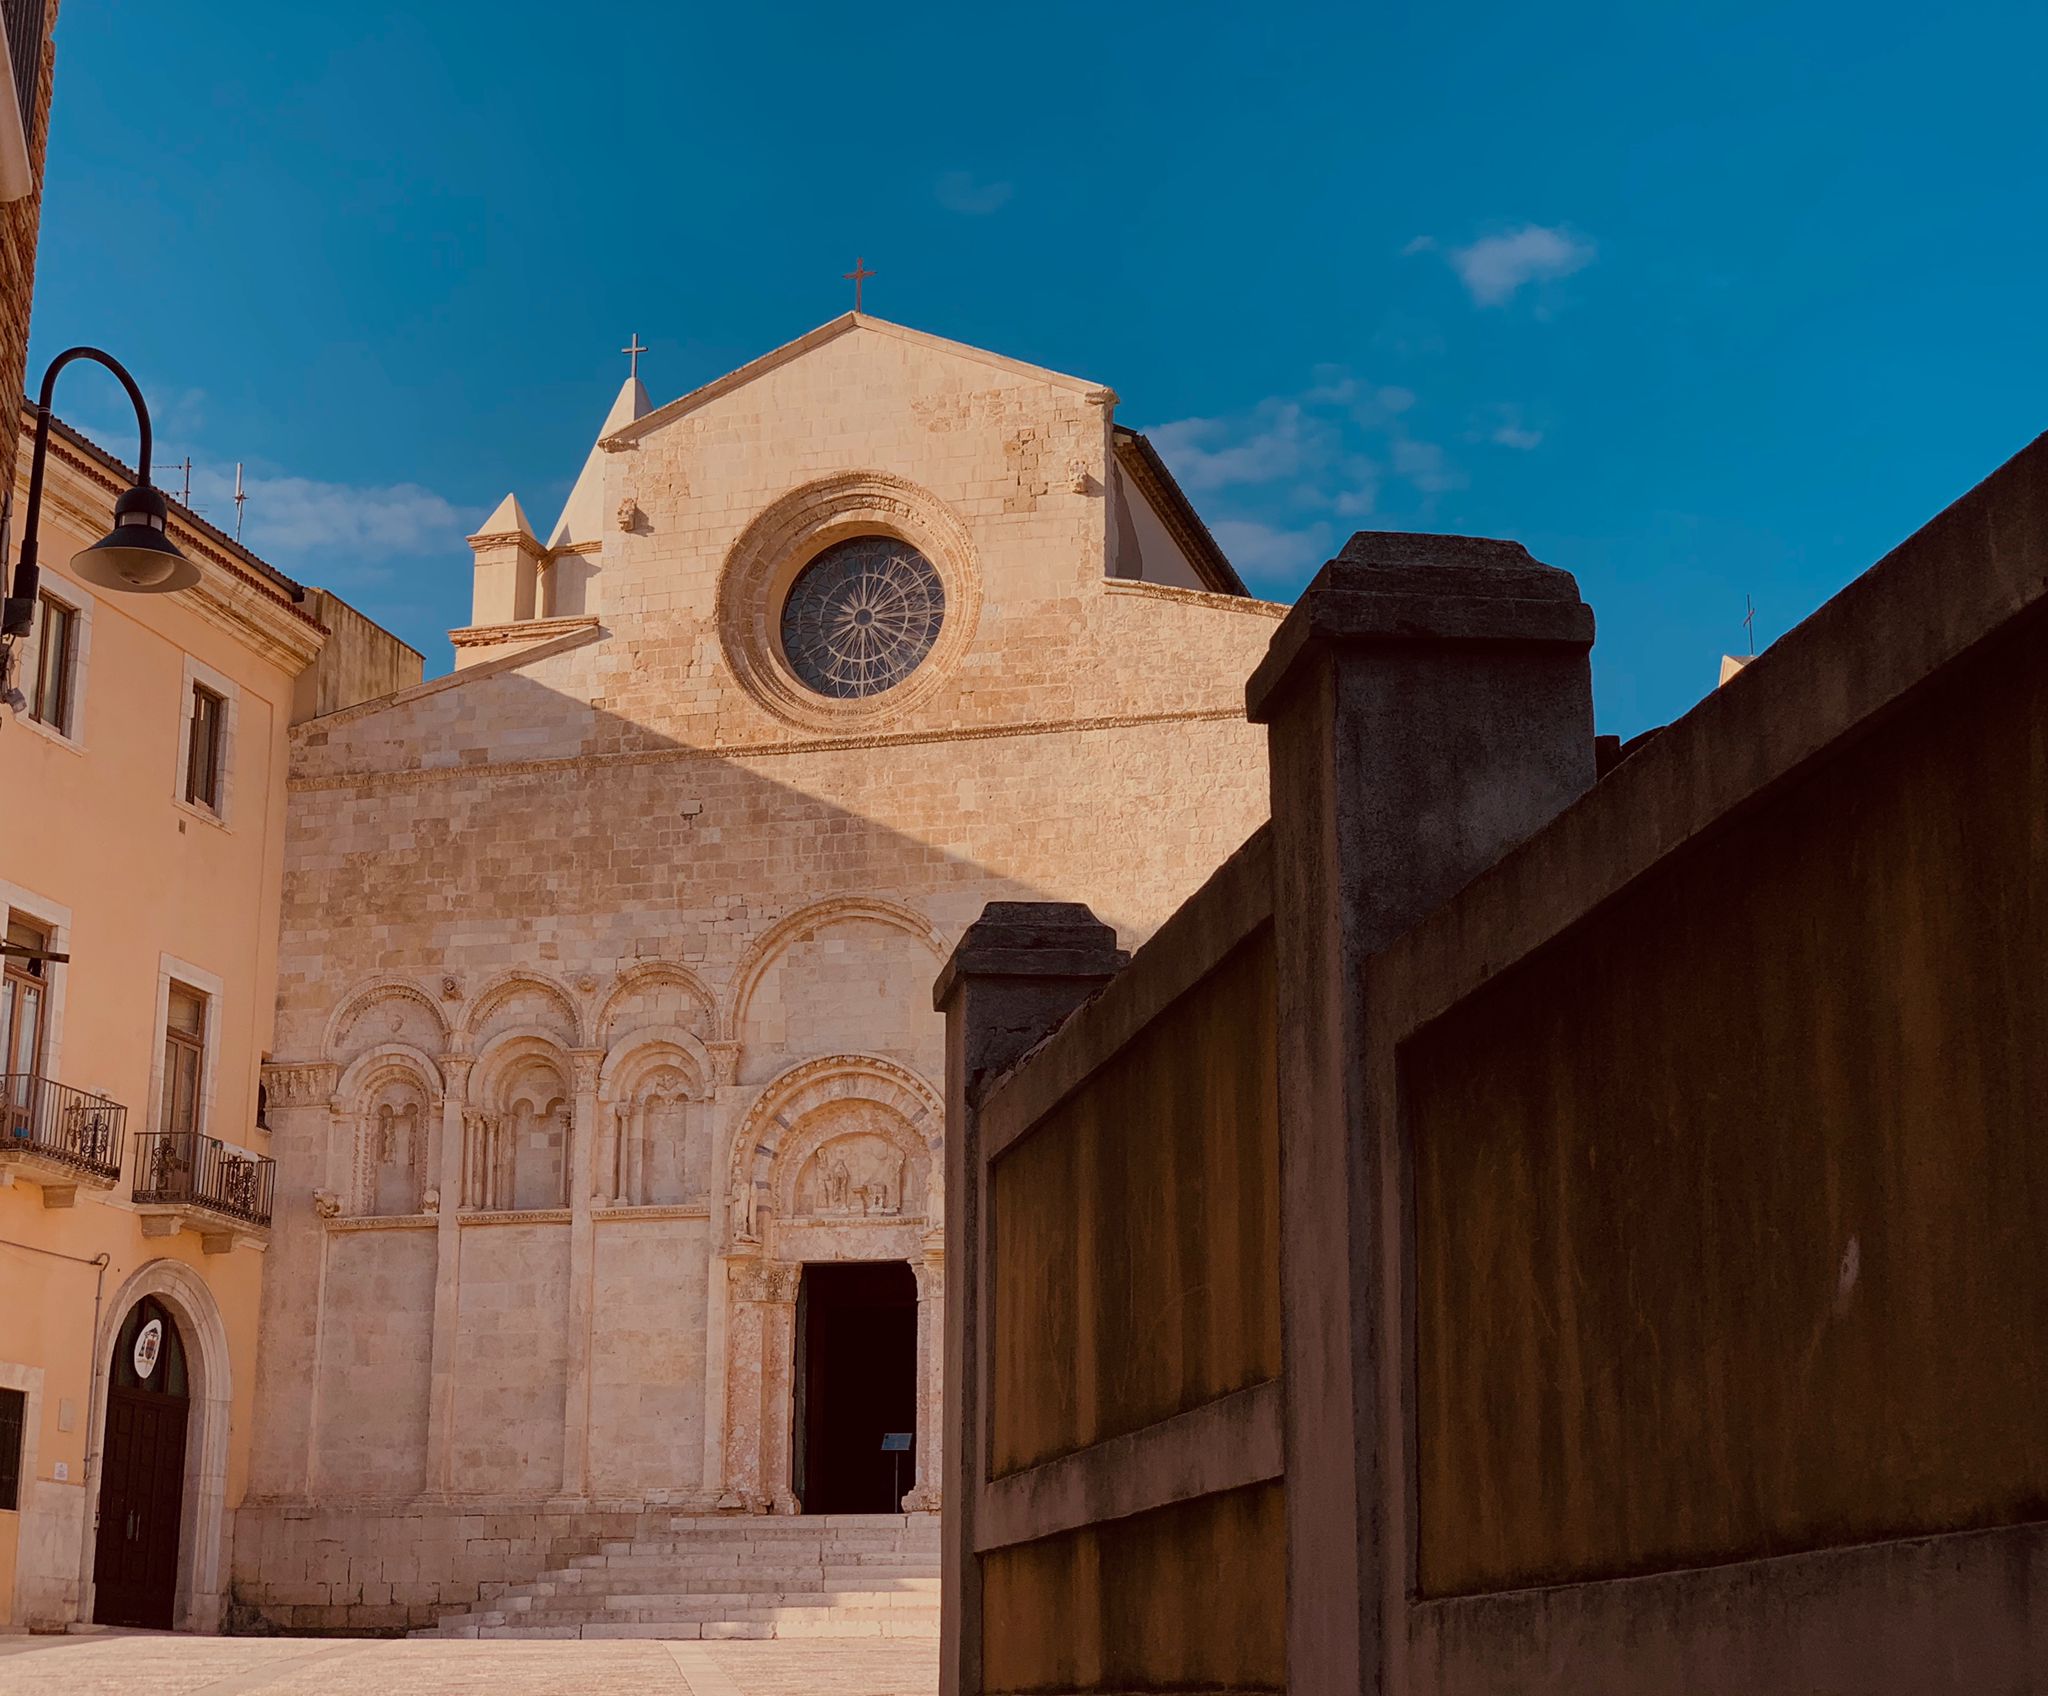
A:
[0,346,197,640]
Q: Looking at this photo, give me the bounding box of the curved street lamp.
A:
[0,346,197,639]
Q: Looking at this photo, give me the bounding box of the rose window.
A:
[778,536,947,699]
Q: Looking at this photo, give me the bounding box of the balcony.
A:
[132,1131,274,1251]
[0,1074,127,1206]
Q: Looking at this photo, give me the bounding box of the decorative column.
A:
[1243,533,1595,1694]
[246,1062,338,1502]
[717,1257,799,1512]
[757,1266,802,1515]
[933,905,1126,1696]
[903,1236,945,1512]
[423,1054,474,1494]
[562,1049,603,1498]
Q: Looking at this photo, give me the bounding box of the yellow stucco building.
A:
[0,409,416,1631]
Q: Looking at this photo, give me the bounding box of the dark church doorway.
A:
[792,1261,917,1514]
[92,1297,190,1629]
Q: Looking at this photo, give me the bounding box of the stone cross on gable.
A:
[622,334,647,381]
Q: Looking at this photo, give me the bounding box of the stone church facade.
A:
[232,316,1282,1631]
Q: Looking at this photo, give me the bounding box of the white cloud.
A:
[1400,235,1437,257]
[1447,224,1594,306]
[1391,438,1466,494]
[1147,401,1335,494]
[1209,518,1335,581]
[184,462,472,560]
[935,170,1013,215]
[1492,422,1543,451]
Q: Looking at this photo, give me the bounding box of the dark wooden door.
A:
[92,1387,188,1628]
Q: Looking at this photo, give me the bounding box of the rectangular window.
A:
[3,914,49,1082]
[161,982,206,1137]
[0,1386,22,1510]
[31,594,74,733]
[185,684,224,810]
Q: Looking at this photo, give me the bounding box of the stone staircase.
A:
[415,1513,941,1641]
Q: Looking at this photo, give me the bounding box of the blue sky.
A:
[30,0,2048,733]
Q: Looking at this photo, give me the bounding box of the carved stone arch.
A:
[322,975,451,1066]
[463,1029,574,1212]
[597,962,717,1048]
[469,1028,574,1106]
[715,470,983,732]
[459,969,585,1050]
[772,1099,930,1224]
[599,1027,713,1100]
[723,1053,942,1249]
[81,1258,234,1632]
[721,895,946,1044]
[599,1031,713,1207]
[335,1042,445,1106]
[335,1045,442,1217]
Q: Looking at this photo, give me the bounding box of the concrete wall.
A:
[990,927,1277,1474]
[943,833,1285,1695]
[949,433,2048,1692]
[1408,607,2048,1596]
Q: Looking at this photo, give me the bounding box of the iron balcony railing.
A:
[132,1130,275,1228]
[0,1073,126,1181]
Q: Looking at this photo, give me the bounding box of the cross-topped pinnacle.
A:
[622,333,647,381]
[843,256,875,313]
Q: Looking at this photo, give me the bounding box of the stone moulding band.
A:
[454,1207,573,1226]
[325,1213,436,1232]
[287,705,1248,794]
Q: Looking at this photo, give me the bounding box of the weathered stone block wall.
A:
[313,1228,434,1499]
[449,1224,570,1495]
[0,1,57,485]
[241,322,1283,1631]
[588,1218,710,1493]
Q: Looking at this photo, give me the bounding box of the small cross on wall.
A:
[843,256,875,313]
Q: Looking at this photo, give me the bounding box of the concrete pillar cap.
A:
[1247,531,1595,723]
[931,902,1125,1011]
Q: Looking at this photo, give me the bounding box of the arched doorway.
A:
[92,1297,190,1628]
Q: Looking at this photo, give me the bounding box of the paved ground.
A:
[0,1632,939,1694]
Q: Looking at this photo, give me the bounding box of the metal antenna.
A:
[1743,593,1757,656]
[233,462,247,543]
[170,455,192,508]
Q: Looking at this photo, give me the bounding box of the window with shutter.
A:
[161,983,206,1137]
[185,685,224,810]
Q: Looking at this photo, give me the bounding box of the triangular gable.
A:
[603,313,1112,450]
[549,375,651,550]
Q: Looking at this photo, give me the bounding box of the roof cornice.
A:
[604,314,1111,450]
[1112,426,1249,598]
[33,432,326,673]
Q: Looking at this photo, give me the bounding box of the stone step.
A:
[457,1619,942,1641]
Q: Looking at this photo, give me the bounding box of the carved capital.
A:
[728,1258,800,1305]
[571,1049,604,1092]
[311,1188,343,1219]
[263,1063,338,1108]
[442,1054,476,1085]
[704,1041,742,1090]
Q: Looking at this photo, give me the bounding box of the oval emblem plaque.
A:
[133,1318,163,1380]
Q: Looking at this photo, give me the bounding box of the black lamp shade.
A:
[71,484,199,594]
